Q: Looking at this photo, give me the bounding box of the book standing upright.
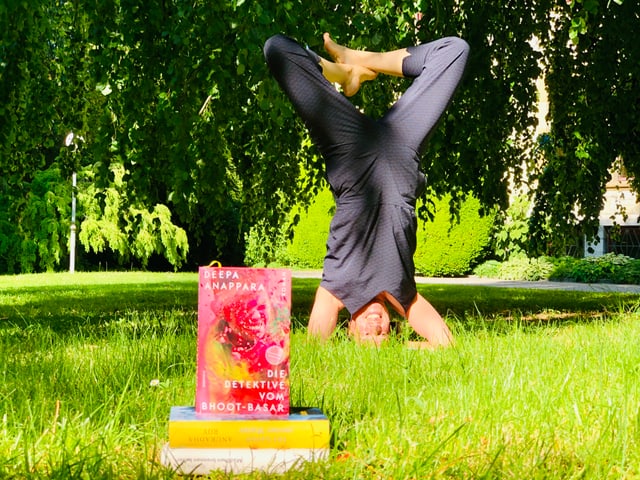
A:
[196,267,291,417]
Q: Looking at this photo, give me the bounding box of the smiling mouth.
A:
[364,313,384,335]
[349,299,391,343]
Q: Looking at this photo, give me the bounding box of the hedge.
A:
[284,189,494,276]
[413,195,495,277]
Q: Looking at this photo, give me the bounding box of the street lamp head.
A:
[64,132,75,147]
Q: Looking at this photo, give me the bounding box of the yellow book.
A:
[168,406,330,449]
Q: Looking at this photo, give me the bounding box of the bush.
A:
[549,253,634,283]
[243,221,290,267]
[501,256,555,281]
[614,260,640,284]
[414,195,495,277]
[474,253,640,284]
[245,187,333,268]
[472,259,501,278]
[493,194,532,260]
[248,189,495,276]
[284,188,333,269]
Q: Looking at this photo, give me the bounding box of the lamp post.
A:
[65,132,78,273]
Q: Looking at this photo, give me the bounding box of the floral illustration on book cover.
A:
[196,267,291,417]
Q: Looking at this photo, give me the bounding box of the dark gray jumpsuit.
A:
[264,34,469,314]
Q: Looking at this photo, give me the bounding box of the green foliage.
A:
[414,195,495,276]
[531,0,640,254]
[550,253,640,284]
[19,166,72,272]
[0,165,70,273]
[475,253,640,284]
[0,0,549,272]
[0,215,20,274]
[1,0,638,272]
[489,255,556,281]
[0,2,95,273]
[284,187,333,269]
[493,195,532,260]
[243,220,290,268]
[248,190,494,276]
[472,259,501,279]
[566,0,625,44]
[244,187,332,269]
[78,163,189,269]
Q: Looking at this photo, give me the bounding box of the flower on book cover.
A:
[207,290,289,369]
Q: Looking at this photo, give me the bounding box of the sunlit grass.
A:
[1,272,639,478]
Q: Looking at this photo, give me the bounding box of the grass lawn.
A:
[1,272,639,478]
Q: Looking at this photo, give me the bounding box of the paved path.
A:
[291,270,640,294]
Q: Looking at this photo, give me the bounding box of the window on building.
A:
[604,226,640,258]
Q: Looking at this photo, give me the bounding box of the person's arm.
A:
[307,286,344,340]
[405,293,453,347]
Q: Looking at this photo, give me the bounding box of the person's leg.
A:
[382,36,470,152]
[385,38,467,345]
[263,34,373,160]
[308,286,345,340]
[405,293,453,347]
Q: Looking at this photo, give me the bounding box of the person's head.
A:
[348,296,390,345]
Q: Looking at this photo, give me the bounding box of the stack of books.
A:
[161,406,330,475]
[160,266,330,475]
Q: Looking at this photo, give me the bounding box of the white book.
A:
[160,443,329,475]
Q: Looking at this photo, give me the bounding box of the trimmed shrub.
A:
[284,187,333,269]
[287,190,494,276]
[414,196,496,277]
[244,189,332,268]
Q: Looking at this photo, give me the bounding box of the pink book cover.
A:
[195,267,291,417]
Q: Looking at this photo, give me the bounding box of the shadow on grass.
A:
[0,281,198,337]
[2,276,639,338]
[419,283,640,333]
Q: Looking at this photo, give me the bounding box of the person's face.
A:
[348,299,390,345]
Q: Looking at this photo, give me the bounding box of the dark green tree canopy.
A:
[0,0,636,272]
[531,0,638,253]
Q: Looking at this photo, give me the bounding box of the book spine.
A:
[168,420,330,449]
[161,444,329,475]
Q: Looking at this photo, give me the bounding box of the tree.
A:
[531,0,639,254]
[1,1,190,272]
[0,2,81,272]
[1,0,637,273]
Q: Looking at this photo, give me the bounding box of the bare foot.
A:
[340,64,377,97]
[322,33,377,96]
[323,32,352,64]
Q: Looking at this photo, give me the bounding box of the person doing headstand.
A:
[264,30,469,347]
